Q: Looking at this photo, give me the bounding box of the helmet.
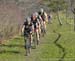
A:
[31,12,38,20]
[26,17,31,24]
[40,8,44,13]
[34,12,38,18]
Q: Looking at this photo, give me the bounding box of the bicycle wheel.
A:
[24,36,31,56]
[41,26,46,37]
[33,32,37,49]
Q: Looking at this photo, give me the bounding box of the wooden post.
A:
[74,8,75,31]
[71,8,75,31]
[72,8,75,31]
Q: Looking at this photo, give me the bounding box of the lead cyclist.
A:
[22,17,34,56]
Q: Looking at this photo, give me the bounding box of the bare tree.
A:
[70,0,75,31]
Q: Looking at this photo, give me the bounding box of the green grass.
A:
[0,12,75,61]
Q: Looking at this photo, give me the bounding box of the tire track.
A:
[53,30,66,61]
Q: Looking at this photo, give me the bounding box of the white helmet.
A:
[40,8,44,13]
[26,17,31,24]
[35,12,38,18]
[32,12,38,18]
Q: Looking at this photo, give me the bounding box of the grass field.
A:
[0,12,75,61]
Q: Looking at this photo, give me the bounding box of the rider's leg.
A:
[38,24,41,38]
[40,21,44,33]
[24,37,29,56]
[43,21,46,33]
[36,29,40,45]
[30,34,33,48]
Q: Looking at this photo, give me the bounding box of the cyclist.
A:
[38,8,48,34]
[31,12,40,45]
[22,17,34,56]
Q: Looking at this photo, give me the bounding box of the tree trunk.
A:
[65,8,68,24]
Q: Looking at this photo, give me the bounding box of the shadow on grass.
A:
[1,44,24,48]
[0,50,20,54]
[0,44,24,54]
[53,30,67,61]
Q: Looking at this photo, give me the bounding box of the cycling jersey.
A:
[23,22,33,36]
[31,17,39,28]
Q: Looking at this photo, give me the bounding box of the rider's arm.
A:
[44,12,48,22]
[31,24,34,33]
[21,22,26,34]
[21,25,25,34]
[37,19,41,28]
